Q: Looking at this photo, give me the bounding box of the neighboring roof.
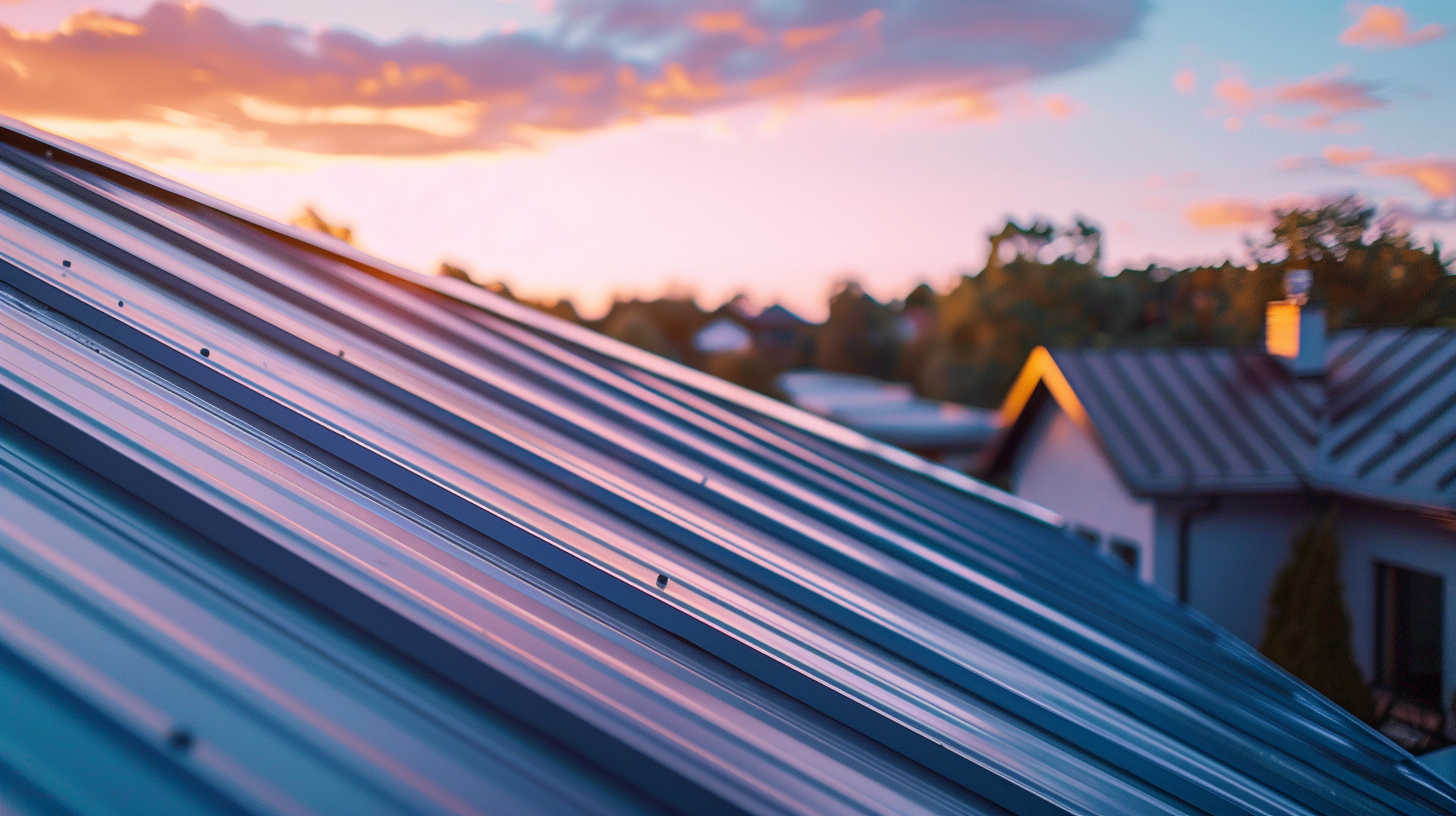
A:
[996,336,1456,513]
[751,303,811,327]
[778,370,1001,451]
[2,116,1455,815]
[692,316,753,353]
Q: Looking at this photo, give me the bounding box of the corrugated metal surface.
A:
[1,117,1454,815]
[1323,329,1456,510]
[1039,339,1456,512]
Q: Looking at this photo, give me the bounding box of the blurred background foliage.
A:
[301,196,1453,408]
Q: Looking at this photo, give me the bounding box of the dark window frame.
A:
[1375,562,1445,708]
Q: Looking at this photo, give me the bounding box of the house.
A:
[749,303,814,369]
[5,115,1456,812]
[692,314,754,354]
[988,303,1456,749]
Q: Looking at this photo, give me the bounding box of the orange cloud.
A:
[1185,198,1271,229]
[938,91,1001,122]
[0,0,1146,161]
[1322,144,1375,165]
[1172,68,1196,94]
[1340,4,1447,48]
[692,11,764,43]
[1272,73,1385,127]
[1206,68,1384,131]
[1368,158,1456,198]
[1279,144,1378,171]
[1212,77,1254,108]
[1041,93,1085,119]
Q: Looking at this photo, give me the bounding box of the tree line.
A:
[304,196,1455,408]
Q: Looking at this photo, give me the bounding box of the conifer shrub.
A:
[1259,508,1376,723]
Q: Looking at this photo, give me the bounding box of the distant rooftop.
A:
[777,370,1001,451]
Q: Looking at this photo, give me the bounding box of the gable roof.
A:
[3,116,1455,815]
[996,333,1456,513]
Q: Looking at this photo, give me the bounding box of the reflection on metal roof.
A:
[1,116,1454,815]
[1000,339,1456,512]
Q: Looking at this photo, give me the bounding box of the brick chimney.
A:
[1265,268,1326,376]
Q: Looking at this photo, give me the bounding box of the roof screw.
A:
[338,350,345,357]
[656,574,669,589]
[200,348,210,358]
[118,301,124,308]
[62,260,71,268]
[167,727,194,753]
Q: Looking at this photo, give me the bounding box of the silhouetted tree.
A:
[813,282,898,378]
[1260,508,1376,724]
[599,302,682,361]
[1254,196,1451,329]
[410,198,1451,416]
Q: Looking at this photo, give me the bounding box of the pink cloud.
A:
[1368,158,1456,198]
[1172,68,1195,94]
[1279,145,1376,170]
[1211,76,1254,108]
[1273,147,1456,199]
[1185,197,1271,229]
[0,0,1146,159]
[1323,144,1375,165]
[1041,93,1085,119]
[1206,68,1384,131]
[1340,4,1447,48]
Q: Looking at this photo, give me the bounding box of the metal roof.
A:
[998,338,1456,513]
[2,116,1454,815]
[777,371,1001,451]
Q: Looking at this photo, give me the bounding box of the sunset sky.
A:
[2,0,1453,317]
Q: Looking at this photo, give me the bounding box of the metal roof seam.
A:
[1329,330,1449,426]
[1335,342,1456,466]
[1144,351,1237,477]
[1197,351,1306,478]
[1102,351,1201,487]
[1052,354,1165,483]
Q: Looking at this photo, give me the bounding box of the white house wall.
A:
[1180,495,1315,650]
[1012,402,1156,581]
[1182,497,1456,708]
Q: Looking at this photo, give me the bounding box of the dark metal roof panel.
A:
[1049,348,1311,495]
[1045,331,1456,511]
[0,413,669,816]
[0,281,1006,816]
[2,118,1453,815]
[1322,328,1456,510]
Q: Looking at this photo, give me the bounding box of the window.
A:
[1376,563,1444,707]
[1109,538,1140,574]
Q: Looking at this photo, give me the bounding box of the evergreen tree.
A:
[1259,508,1376,723]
